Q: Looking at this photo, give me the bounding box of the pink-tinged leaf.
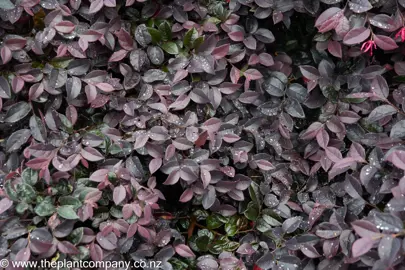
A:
[115,28,134,50]
[12,76,24,93]
[248,54,259,65]
[256,160,275,171]
[127,223,138,238]
[392,151,405,170]
[169,94,190,111]
[113,185,126,205]
[90,243,103,261]
[54,21,76,33]
[371,75,388,99]
[85,85,97,104]
[325,147,343,162]
[163,170,180,185]
[219,82,242,94]
[175,244,196,258]
[230,66,241,84]
[315,7,342,28]
[89,169,109,182]
[15,247,30,262]
[134,133,149,149]
[165,144,176,160]
[244,69,263,80]
[90,94,110,108]
[222,133,241,143]
[81,147,104,161]
[202,118,222,133]
[28,83,44,100]
[228,31,244,41]
[237,243,255,255]
[258,53,274,66]
[220,166,235,177]
[201,169,211,189]
[26,158,50,170]
[80,30,103,42]
[126,0,136,5]
[308,205,326,229]
[352,237,373,258]
[85,190,102,204]
[328,157,357,180]
[149,158,162,174]
[343,27,370,45]
[56,44,68,58]
[96,82,115,92]
[374,35,398,50]
[0,46,12,64]
[339,111,361,124]
[327,40,342,58]
[179,188,194,202]
[109,49,129,62]
[172,138,193,150]
[66,105,78,125]
[299,66,320,80]
[173,70,188,84]
[316,128,329,149]
[89,0,104,13]
[104,0,116,7]
[316,8,343,33]
[348,142,366,162]
[57,241,79,255]
[351,220,380,238]
[239,91,259,104]
[212,44,229,59]
[300,244,321,258]
[299,122,323,140]
[0,197,13,215]
[137,225,152,242]
[5,38,26,50]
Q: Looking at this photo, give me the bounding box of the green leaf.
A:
[263,214,282,226]
[59,114,73,133]
[256,218,272,233]
[159,21,172,41]
[206,214,224,230]
[22,168,38,186]
[57,205,79,220]
[183,28,199,48]
[16,202,29,214]
[196,235,210,252]
[321,86,339,103]
[393,76,405,83]
[59,196,82,210]
[244,201,260,221]
[197,229,214,240]
[225,222,238,237]
[71,246,90,261]
[69,227,84,245]
[17,183,36,203]
[147,27,161,44]
[161,42,179,55]
[193,209,209,220]
[0,0,15,10]
[249,182,262,207]
[223,241,239,252]
[35,197,56,217]
[193,37,204,51]
[4,181,18,201]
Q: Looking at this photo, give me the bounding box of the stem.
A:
[194,223,224,236]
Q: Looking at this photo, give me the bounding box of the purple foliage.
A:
[1,0,405,269]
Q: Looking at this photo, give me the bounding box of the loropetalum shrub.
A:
[2,0,405,269]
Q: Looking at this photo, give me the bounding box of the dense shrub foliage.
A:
[2,0,405,269]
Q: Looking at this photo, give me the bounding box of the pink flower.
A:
[395,27,405,42]
[361,40,376,56]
